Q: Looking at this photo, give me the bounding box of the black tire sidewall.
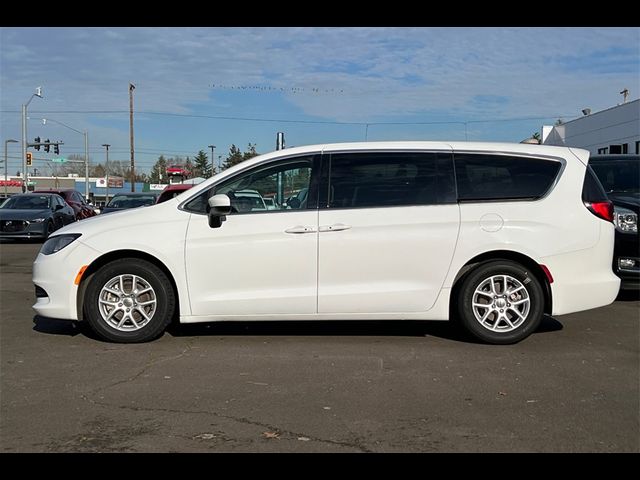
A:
[457,260,544,344]
[84,258,175,343]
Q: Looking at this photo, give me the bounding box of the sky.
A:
[1,27,639,176]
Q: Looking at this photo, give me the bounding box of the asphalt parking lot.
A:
[1,241,638,452]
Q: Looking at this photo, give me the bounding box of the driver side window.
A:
[184,157,314,214]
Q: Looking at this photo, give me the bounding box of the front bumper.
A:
[32,240,102,320]
[0,220,47,239]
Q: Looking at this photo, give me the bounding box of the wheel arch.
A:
[450,250,552,315]
[77,249,180,322]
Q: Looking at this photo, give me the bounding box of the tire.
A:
[45,220,55,238]
[83,258,175,343]
[455,260,544,344]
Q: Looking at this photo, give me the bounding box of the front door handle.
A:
[285,225,317,234]
[319,223,352,233]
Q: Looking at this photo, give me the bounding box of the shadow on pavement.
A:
[170,320,454,340]
[32,315,100,340]
[537,314,564,333]
[616,289,640,302]
[33,315,563,344]
[168,315,564,344]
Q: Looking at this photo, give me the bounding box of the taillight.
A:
[585,201,614,223]
[582,165,614,223]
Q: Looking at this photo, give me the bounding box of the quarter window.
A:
[454,153,562,201]
[325,152,455,209]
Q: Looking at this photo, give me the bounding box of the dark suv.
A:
[589,154,639,289]
[32,189,97,220]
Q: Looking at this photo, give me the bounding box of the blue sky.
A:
[1,27,638,175]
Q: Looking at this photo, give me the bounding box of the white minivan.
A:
[32,142,620,344]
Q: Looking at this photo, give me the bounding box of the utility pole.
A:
[84,131,89,201]
[102,144,110,203]
[22,105,26,185]
[22,87,43,188]
[208,145,216,176]
[129,83,136,192]
[4,139,18,198]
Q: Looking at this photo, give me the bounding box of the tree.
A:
[222,143,259,170]
[242,143,259,161]
[149,155,168,184]
[184,157,194,177]
[193,150,212,178]
[91,163,105,177]
[222,144,243,170]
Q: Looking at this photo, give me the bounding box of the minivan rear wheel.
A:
[456,260,544,344]
[84,258,175,343]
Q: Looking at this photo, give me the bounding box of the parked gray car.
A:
[0,193,76,239]
[102,193,159,214]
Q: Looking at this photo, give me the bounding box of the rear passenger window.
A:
[326,152,455,209]
[582,165,609,203]
[455,153,561,201]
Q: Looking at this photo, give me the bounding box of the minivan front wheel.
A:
[84,258,175,343]
[456,260,544,344]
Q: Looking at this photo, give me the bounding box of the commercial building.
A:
[542,98,639,155]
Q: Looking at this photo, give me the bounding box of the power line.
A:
[1,109,576,126]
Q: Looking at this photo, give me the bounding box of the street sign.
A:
[51,157,67,163]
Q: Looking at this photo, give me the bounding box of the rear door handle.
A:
[319,223,352,233]
[284,225,317,234]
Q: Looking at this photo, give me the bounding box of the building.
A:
[0,175,157,204]
[0,174,205,204]
[542,98,639,155]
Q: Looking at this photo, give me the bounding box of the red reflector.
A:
[586,201,614,223]
[539,264,554,284]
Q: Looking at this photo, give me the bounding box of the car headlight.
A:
[613,207,638,234]
[40,234,82,255]
[30,218,46,223]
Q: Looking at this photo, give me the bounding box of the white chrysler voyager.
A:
[32,142,620,344]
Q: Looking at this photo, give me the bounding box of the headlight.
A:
[613,207,638,233]
[40,234,82,255]
[30,218,46,223]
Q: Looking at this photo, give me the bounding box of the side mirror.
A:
[54,204,64,211]
[207,194,231,228]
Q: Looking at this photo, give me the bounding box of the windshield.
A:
[0,195,51,209]
[106,195,157,209]
[591,160,640,194]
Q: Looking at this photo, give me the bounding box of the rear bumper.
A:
[543,223,620,316]
[613,232,639,290]
[618,276,640,290]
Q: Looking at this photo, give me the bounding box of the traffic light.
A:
[54,143,59,155]
[34,137,41,151]
[26,152,33,166]
[44,139,50,153]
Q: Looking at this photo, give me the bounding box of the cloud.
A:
[2,27,638,119]
[1,27,638,165]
